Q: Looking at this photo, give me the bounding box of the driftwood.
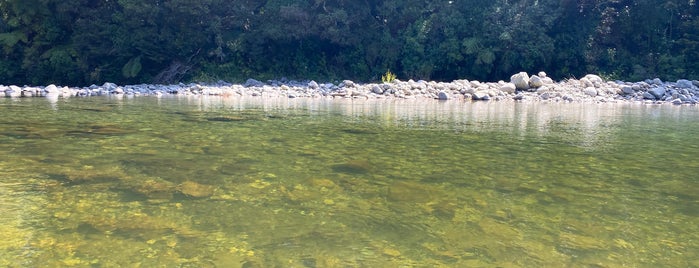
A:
[152,61,190,84]
[152,49,200,84]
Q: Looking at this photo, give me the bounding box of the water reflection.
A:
[159,96,699,150]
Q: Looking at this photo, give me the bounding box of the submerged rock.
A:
[331,160,372,174]
[178,181,215,198]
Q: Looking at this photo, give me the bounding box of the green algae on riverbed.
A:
[1,96,698,267]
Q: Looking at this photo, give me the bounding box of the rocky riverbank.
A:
[3,72,699,105]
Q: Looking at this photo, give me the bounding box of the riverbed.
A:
[1,96,698,267]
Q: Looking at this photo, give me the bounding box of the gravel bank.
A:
[3,72,699,105]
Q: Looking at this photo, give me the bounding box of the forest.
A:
[0,0,697,86]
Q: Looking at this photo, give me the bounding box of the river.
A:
[1,96,697,267]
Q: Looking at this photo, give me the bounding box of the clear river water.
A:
[1,96,698,267]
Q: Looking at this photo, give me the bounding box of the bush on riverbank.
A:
[0,1,697,86]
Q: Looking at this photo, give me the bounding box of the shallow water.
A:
[1,96,698,267]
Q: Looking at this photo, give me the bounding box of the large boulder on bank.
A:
[437,91,451,100]
[308,80,319,89]
[45,84,59,94]
[529,75,544,88]
[583,87,598,97]
[649,87,667,99]
[583,74,604,87]
[4,85,21,97]
[510,72,530,91]
[676,79,693,89]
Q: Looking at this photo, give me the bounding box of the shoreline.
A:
[3,72,699,105]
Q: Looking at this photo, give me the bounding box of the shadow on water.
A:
[65,123,135,137]
[331,160,373,175]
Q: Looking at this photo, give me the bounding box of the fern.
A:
[381,69,396,83]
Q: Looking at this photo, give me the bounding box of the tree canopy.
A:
[0,0,697,86]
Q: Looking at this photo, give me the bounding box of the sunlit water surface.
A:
[1,96,698,267]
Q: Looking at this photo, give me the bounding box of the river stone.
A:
[540,92,553,100]
[178,181,215,198]
[437,91,450,100]
[649,87,666,98]
[6,85,21,97]
[472,91,490,101]
[387,181,435,202]
[676,79,693,89]
[529,75,544,88]
[341,80,355,88]
[642,91,656,100]
[244,78,264,87]
[621,86,635,95]
[332,160,372,174]
[45,84,59,93]
[499,82,516,94]
[21,89,35,97]
[583,74,604,87]
[102,82,118,91]
[371,85,384,94]
[510,72,530,91]
[308,80,319,89]
[583,87,597,97]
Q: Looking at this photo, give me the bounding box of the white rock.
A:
[472,91,490,101]
[341,80,355,88]
[499,83,516,94]
[583,74,604,87]
[510,72,530,91]
[45,84,59,93]
[529,75,544,88]
[5,85,21,97]
[371,85,384,94]
[102,82,117,91]
[538,71,547,78]
[583,87,598,97]
[307,80,319,89]
[437,91,451,100]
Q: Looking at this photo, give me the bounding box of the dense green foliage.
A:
[0,0,697,86]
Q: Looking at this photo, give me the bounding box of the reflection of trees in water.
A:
[180,96,663,150]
